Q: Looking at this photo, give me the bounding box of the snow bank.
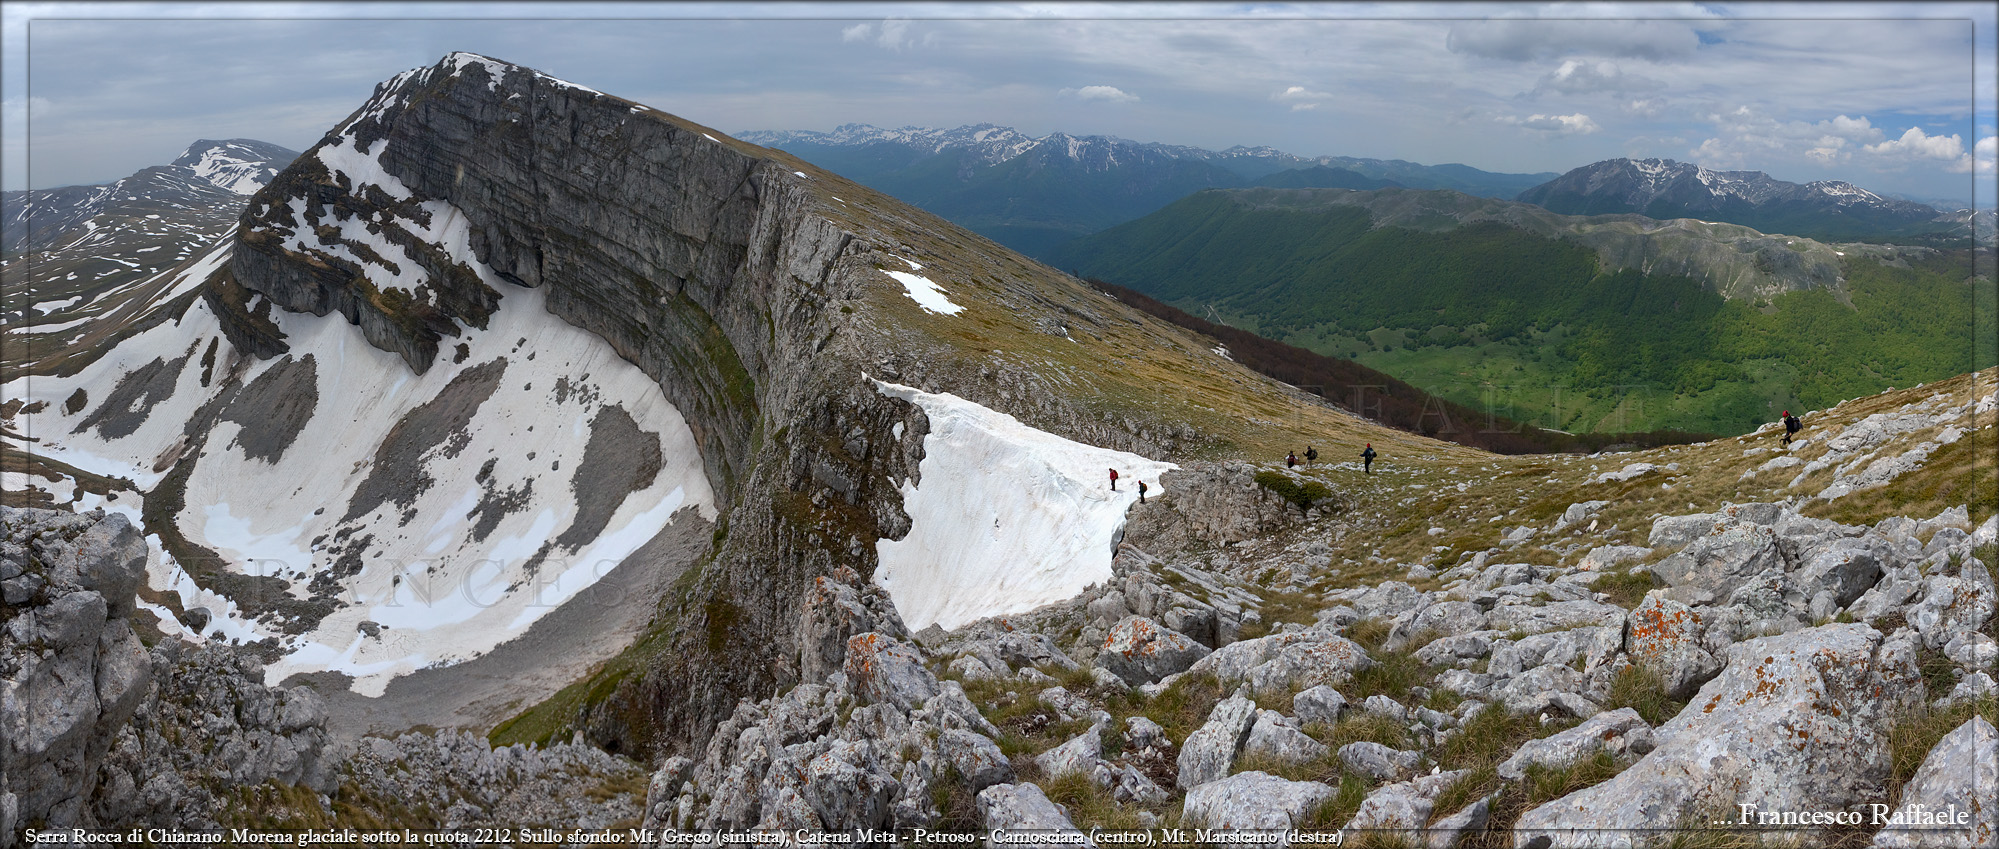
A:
[871,378,1175,630]
[885,269,963,316]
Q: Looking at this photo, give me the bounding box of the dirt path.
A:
[283,506,712,740]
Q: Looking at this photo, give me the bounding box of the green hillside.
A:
[1049,190,1992,436]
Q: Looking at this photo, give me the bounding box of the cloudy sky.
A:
[3,2,1994,207]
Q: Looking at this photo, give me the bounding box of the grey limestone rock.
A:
[933,728,1014,793]
[1624,594,1724,700]
[1337,741,1421,782]
[844,632,939,710]
[1342,769,1465,839]
[1512,624,1923,847]
[1181,770,1337,834]
[1125,715,1168,751]
[1091,761,1169,806]
[1291,685,1348,727]
[976,783,1093,849]
[1034,725,1102,778]
[1242,710,1329,764]
[1871,716,1996,848]
[1176,693,1259,790]
[1096,615,1210,685]
[1183,623,1372,695]
[1496,708,1652,781]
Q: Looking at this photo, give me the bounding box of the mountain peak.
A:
[169,138,300,195]
[1519,156,1950,241]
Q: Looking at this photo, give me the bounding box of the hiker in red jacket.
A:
[1109,468,1119,491]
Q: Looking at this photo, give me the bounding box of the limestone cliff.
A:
[216,52,1370,758]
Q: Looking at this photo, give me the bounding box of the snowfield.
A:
[871,377,1176,630]
[885,269,964,316]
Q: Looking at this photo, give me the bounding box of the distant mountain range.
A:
[1515,157,1985,244]
[737,123,1556,258]
[2,138,297,255]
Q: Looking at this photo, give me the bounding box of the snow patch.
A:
[885,270,962,315]
[870,377,1176,630]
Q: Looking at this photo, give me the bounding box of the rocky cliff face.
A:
[215,52,1286,759]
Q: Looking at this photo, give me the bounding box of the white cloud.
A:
[1059,85,1138,104]
[1499,112,1599,135]
[1272,85,1331,112]
[1864,126,1973,173]
[1976,135,1997,176]
[1535,60,1661,95]
[840,19,914,51]
[1624,97,1666,117]
[1689,109,1887,169]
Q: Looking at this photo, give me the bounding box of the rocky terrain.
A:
[638,367,1996,847]
[1,506,645,844]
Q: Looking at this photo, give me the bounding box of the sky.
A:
[2,2,1994,209]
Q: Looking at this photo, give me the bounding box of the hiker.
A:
[1781,410,1803,447]
[1109,468,1119,491]
[1286,451,1298,468]
[1362,443,1377,474]
[1304,446,1318,465]
[1138,480,1148,504]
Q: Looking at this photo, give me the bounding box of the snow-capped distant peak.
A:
[170,139,299,195]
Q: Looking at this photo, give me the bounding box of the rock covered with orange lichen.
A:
[1513,623,1924,847]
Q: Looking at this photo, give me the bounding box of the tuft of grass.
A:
[1231,747,1345,784]
[1324,712,1414,750]
[1239,586,1323,639]
[1345,617,1394,652]
[1345,645,1432,703]
[1590,569,1661,608]
[1602,663,1685,726]
[1041,771,1159,826]
[1143,670,1226,745]
[1297,773,1372,830]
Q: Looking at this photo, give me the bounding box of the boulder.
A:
[1579,545,1651,572]
[1034,726,1101,779]
[1485,600,1626,635]
[1091,761,1169,806]
[933,729,1014,793]
[1871,716,1996,848]
[1648,513,1720,549]
[1336,741,1420,782]
[1096,616,1211,685]
[1341,770,1465,839]
[1182,770,1337,835]
[1242,710,1330,765]
[1386,601,1487,650]
[1291,685,1349,727]
[844,632,939,710]
[1653,524,1786,606]
[1624,594,1724,700]
[975,783,1093,849]
[1183,623,1372,695]
[1906,556,1997,650]
[1512,624,1923,847]
[1496,708,1653,781]
[1176,693,1259,790]
[1791,538,1885,609]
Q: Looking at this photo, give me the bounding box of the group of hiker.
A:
[1107,468,1147,503]
[1285,443,1375,473]
[1111,410,1803,499]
